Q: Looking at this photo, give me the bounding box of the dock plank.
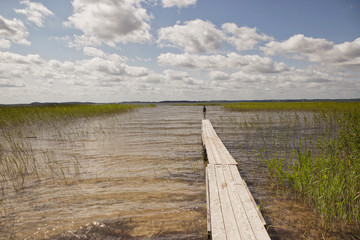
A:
[221,164,257,240]
[206,166,211,233]
[202,120,237,165]
[212,136,237,165]
[214,165,242,239]
[202,120,270,240]
[207,165,227,239]
[229,166,267,226]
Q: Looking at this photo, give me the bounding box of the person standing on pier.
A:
[203,105,206,119]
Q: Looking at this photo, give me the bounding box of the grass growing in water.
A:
[223,101,359,112]
[0,103,153,191]
[0,103,154,237]
[0,103,153,129]
[223,101,360,230]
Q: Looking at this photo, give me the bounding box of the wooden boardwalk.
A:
[202,119,270,240]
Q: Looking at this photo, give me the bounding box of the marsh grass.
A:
[0,103,151,129]
[170,103,222,106]
[0,104,151,195]
[223,101,359,112]
[223,102,360,231]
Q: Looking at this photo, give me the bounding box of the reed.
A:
[281,110,360,225]
[170,103,221,106]
[223,101,360,229]
[0,103,152,193]
[0,103,153,129]
[223,101,360,112]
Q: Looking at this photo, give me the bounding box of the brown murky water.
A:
[1,105,357,239]
[1,105,207,239]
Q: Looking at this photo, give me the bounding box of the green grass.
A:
[0,103,154,129]
[282,110,360,225]
[0,103,153,192]
[170,103,222,106]
[223,101,360,112]
[223,101,360,229]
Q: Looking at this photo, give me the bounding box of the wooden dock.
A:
[202,119,270,240]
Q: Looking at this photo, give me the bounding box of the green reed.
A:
[283,110,360,225]
[170,103,222,106]
[0,103,153,129]
[223,101,359,112]
[223,101,360,228]
[0,103,152,193]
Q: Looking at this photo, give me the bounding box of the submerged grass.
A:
[0,103,153,192]
[0,103,155,237]
[223,101,360,230]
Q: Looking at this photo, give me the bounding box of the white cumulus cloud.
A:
[158,52,289,73]
[161,0,197,8]
[311,38,360,66]
[0,50,152,91]
[163,69,189,81]
[158,19,226,53]
[83,47,107,58]
[208,71,230,80]
[262,34,360,68]
[222,23,273,51]
[0,51,43,64]
[64,0,153,46]
[15,0,54,27]
[261,34,333,56]
[0,15,30,48]
[0,38,11,48]
[66,35,102,49]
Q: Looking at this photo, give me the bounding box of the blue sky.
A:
[0,0,359,104]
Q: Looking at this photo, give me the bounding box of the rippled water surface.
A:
[1,105,209,239]
[1,105,356,239]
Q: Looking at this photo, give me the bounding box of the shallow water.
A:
[0,105,357,239]
[211,109,357,240]
[1,105,207,239]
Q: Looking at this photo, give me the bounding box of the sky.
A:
[0,0,360,104]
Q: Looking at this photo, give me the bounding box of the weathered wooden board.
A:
[202,120,237,165]
[207,165,227,239]
[202,120,270,240]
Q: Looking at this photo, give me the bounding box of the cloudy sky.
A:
[1,0,359,104]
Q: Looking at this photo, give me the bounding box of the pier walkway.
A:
[202,119,270,240]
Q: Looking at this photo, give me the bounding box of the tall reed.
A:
[223,101,360,229]
[0,103,152,129]
[0,103,152,193]
[223,101,358,112]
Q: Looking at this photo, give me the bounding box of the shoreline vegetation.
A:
[223,101,359,112]
[0,103,153,194]
[0,103,154,129]
[1,101,359,237]
[222,101,360,234]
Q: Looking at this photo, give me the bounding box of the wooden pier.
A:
[202,119,270,240]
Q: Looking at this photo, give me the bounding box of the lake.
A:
[0,105,353,239]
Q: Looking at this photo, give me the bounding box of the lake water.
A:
[0,105,354,239]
